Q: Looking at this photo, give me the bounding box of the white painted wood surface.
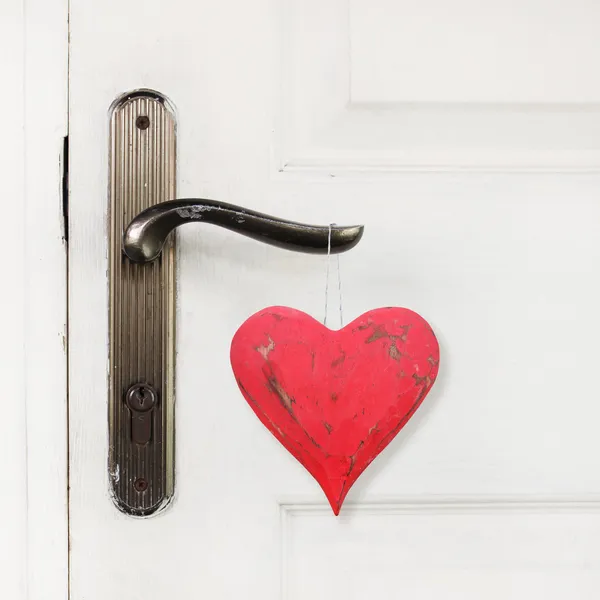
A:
[0,1,68,599]
[1,2,28,596]
[279,0,600,172]
[283,500,600,599]
[69,1,600,598]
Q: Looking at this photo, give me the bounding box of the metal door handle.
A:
[123,199,364,263]
[109,89,365,516]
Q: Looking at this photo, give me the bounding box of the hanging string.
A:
[324,223,344,328]
[336,251,343,327]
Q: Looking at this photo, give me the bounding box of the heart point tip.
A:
[328,499,341,516]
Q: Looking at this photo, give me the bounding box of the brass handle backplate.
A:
[109,90,176,516]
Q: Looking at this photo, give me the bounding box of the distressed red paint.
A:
[230,306,439,515]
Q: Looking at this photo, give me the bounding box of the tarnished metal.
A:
[109,90,176,516]
[123,200,364,263]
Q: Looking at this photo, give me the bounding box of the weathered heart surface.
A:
[230,306,439,514]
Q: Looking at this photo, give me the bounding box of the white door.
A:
[69,1,600,599]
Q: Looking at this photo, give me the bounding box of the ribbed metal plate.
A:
[108,90,176,516]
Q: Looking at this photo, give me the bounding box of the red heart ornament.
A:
[230,306,439,514]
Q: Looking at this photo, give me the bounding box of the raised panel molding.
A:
[280,498,600,599]
[277,0,600,173]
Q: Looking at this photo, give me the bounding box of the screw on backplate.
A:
[136,115,150,130]
[126,383,158,412]
[134,478,148,493]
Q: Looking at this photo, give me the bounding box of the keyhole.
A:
[125,384,158,445]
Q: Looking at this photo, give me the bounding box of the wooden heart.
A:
[230,306,439,514]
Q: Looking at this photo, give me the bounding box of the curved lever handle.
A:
[123,199,364,263]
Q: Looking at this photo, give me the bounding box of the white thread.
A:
[337,253,343,327]
[324,224,344,328]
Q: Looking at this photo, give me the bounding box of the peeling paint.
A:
[109,463,120,483]
[331,352,346,367]
[256,336,275,360]
[266,376,295,414]
[365,325,388,343]
[176,205,213,219]
[388,343,401,361]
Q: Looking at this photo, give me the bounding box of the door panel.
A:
[282,0,600,171]
[284,502,600,599]
[69,1,600,598]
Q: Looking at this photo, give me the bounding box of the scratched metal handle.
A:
[123,199,364,263]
